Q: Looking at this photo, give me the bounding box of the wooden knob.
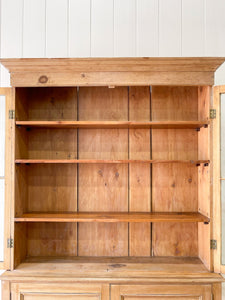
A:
[39,75,48,84]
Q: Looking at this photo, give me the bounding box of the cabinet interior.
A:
[13,85,211,270]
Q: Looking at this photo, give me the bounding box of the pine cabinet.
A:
[0,58,224,299]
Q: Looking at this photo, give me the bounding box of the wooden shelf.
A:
[3,257,222,283]
[15,159,210,165]
[14,212,210,223]
[16,120,209,129]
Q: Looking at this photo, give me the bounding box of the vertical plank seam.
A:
[180,0,183,56]
[181,0,183,56]
[112,0,115,57]
[44,0,47,57]
[157,0,160,56]
[67,0,70,57]
[203,0,206,56]
[136,0,138,56]
[21,0,25,58]
[90,0,92,56]
[134,0,137,56]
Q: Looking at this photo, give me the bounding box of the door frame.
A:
[213,85,225,273]
[0,88,13,270]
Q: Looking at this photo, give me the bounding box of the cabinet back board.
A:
[13,85,210,267]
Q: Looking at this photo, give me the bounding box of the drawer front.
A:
[111,285,212,300]
[11,283,109,300]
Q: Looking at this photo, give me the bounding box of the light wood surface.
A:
[1,88,13,270]
[15,120,209,129]
[78,87,128,257]
[212,85,224,273]
[2,256,223,279]
[16,128,78,160]
[198,86,211,271]
[11,283,108,300]
[16,87,77,121]
[15,159,210,164]
[128,86,151,256]
[1,281,10,300]
[10,71,215,87]
[3,57,224,87]
[111,284,212,300]
[14,212,210,223]
[213,283,222,300]
[151,86,199,257]
[2,57,224,72]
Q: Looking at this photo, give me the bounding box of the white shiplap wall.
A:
[1,0,225,298]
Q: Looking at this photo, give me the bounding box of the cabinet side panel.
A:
[129,86,151,256]
[198,86,211,270]
[14,223,27,267]
[78,87,129,256]
[151,86,198,256]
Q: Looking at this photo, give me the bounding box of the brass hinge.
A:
[9,109,15,119]
[210,109,216,119]
[210,239,217,250]
[7,238,14,248]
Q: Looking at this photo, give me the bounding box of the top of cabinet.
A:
[1,57,225,87]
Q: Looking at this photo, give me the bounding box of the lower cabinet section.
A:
[11,283,109,300]
[110,285,212,300]
[6,282,218,300]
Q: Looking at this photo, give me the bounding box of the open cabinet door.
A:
[213,85,225,274]
[0,88,13,270]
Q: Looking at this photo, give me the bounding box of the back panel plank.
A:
[78,87,129,256]
[16,128,77,160]
[27,223,77,257]
[129,86,151,256]
[16,87,77,121]
[151,86,199,256]
[27,164,77,212]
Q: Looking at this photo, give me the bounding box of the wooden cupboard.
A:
[0,58,225,300]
